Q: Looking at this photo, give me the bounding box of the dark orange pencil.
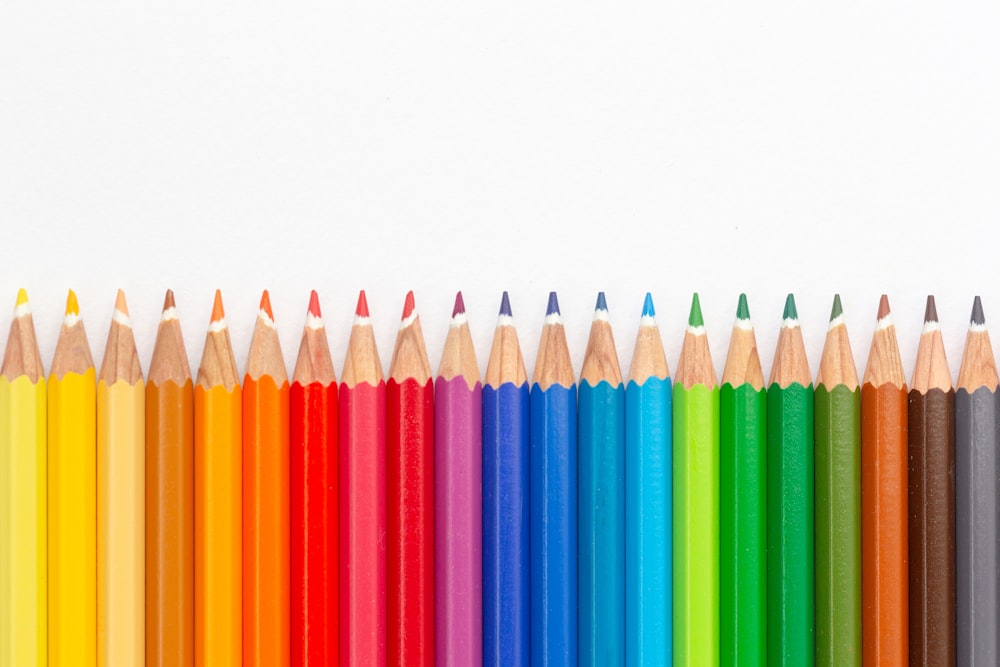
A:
[243,291,291,666]
[861,295,908,665]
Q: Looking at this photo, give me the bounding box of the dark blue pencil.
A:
[482,292,530,667]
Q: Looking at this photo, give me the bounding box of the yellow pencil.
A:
[97,290,144,666]
[0,289,47,667]
[48,289,97,666]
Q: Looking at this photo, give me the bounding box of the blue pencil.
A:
[482,292,530,667]
[579,292,626,665]
[530,292,578,666]
[625,293,672,666]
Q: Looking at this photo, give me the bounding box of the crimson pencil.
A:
[339,291,387,666]
[290,291,338,665]
[387,291,435,667]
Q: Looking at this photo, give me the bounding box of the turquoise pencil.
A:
[579,293,625,665]
[625,293,672,666]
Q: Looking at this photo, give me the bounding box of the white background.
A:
[2,2,998,382]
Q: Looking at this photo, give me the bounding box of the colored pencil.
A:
[956,296,1000,667]
[861,294,908,665]
[579,292,625,666]
[97,290,145,666]
[624,292,671,666]
[48,289,97,666]
[766,294,814,665]
[719,293,765,666]
[0,289,46,667]
[194,291,241,666]
[673,292,719,666]
[340,290,387,666]
[435,291,483,666]
[387,290,435,666]
[815,294,861,667]
[243,290,291,667]
[483,291,530,667]
[908,295,955,666]
[146,289,194,667]
[290,290,338,666]
[531,292,578,666]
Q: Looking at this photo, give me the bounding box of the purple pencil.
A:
[435,292,484,666]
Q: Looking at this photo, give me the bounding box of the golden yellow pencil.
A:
[0,289,47,667]
[195,290,242,666]
[97,290,145,666]
[48,289,97,666]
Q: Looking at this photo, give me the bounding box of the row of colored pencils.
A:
[0,288,997,666]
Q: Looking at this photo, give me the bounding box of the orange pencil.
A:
[243,290,290,666]
[861,295,908,665]
[146,290,194,667]
[195,291,242,666]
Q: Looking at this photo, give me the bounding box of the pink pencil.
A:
[434,292,483,665]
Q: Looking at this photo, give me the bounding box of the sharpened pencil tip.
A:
[65,289,79,317]
[688,293,704,327]
[546,292,560,316]
[355,290,370,318]
[736,293,750,320]
[162,289,176,312]
[830,294,843,321]
[259,290,274,319]
[783,293,798,320]
[452,291,466,317]
[211,290,225,323]
[15,288,29,309]
[642,292,655,318]
[499,291,512,317]
[308,290,321,318]
[924,295,938,323]
[972,296,986,326]
[877,294,891,320]
[115,289,129,316]
[401,290,416,320]
[595,291,608,312]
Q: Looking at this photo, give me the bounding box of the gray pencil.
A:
[956,296,1000,667]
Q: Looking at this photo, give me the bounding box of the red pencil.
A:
[387,291,435,666]
[290,291,338,665]
[340,291,387,666]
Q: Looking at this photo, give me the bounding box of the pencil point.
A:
[259,290,274,320]
[688,293,704,327]
[64,289,79,317]
[546,292,561,316]
[115,289,129,316]
[163,289,176,312]
[736,293,750,320]
[924,295,938,323]
[401,290,416,320]
[211,290,225,323]
[452,291,466,317]
[877,294,891,320]
[783,293,798,321]
[499,291,513,317]
[830,294,843,321]
[15,288,28,308]
[355,290,370,318]
[642,292,655,318]
[595,291,608,312]
[972,296,986,326]
[308,290,321,318]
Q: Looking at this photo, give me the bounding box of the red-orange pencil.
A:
[243,291,290,666]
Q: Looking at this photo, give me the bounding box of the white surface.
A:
[1,2,998,381]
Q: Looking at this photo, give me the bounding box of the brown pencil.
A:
[861,295,908,665]
[146,290,194,667]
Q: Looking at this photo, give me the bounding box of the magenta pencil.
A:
[434,292,483,666]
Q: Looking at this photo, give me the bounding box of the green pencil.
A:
[673,293,720,666]
[814,295,861,667]
[766,294,814,665]
[720,294,766,666]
